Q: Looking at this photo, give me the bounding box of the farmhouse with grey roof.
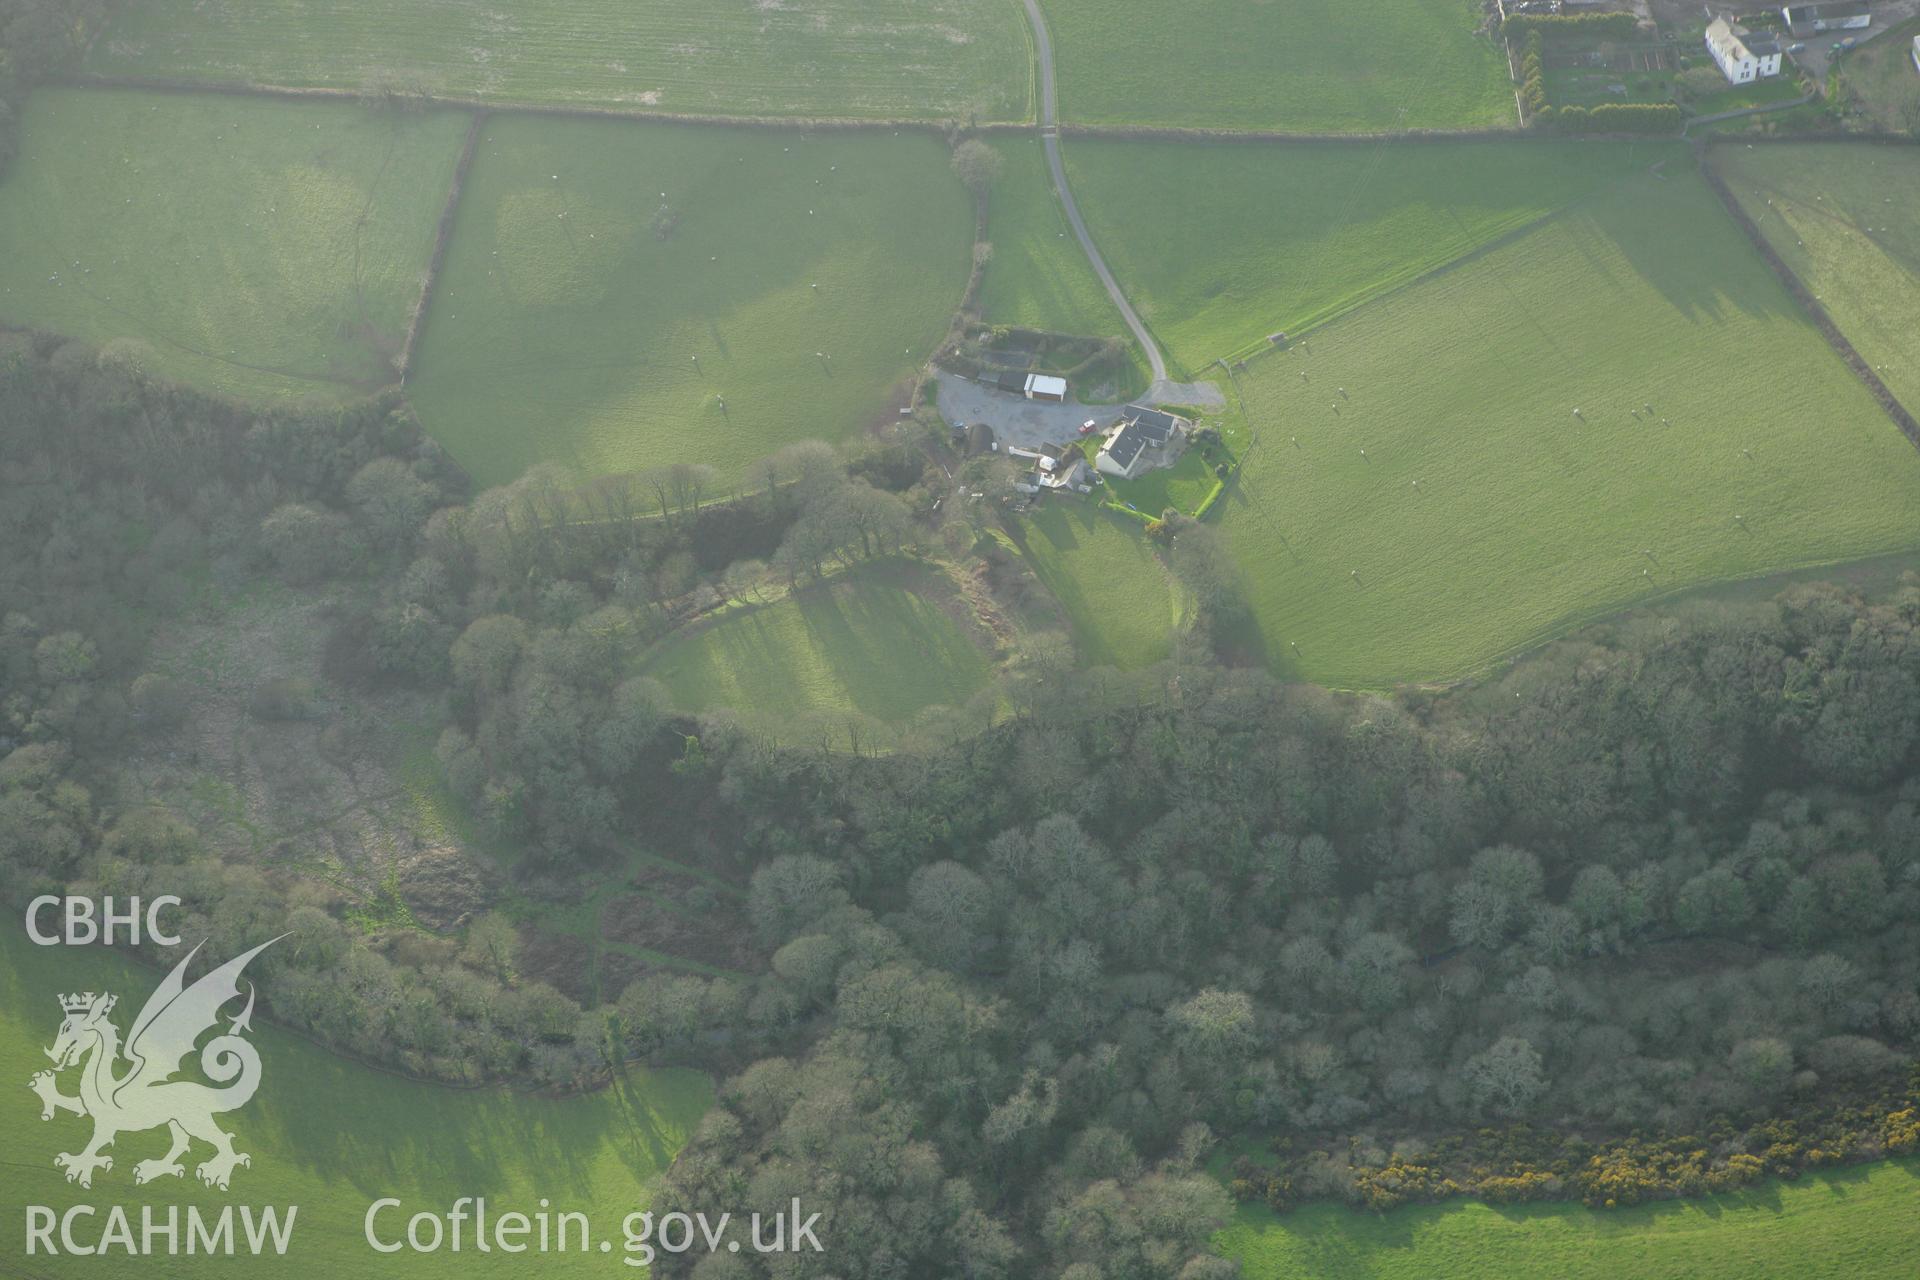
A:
[1095,405,1192,480]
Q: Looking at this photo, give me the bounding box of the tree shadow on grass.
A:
[790,562,988,722]
[260,1029,707,1202]
[0,931,709,1209]
[1578,167,1799,329]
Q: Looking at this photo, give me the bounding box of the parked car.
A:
[1079,419,1099,435]
[1787,41,1807,53]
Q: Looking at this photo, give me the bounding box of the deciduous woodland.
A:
[3,335,1916,1276]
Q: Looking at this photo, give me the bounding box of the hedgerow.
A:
[1230,1065,1920,1215]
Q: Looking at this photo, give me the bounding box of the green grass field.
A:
[1044,0,1514,133]
[1108,447,1221,517]
[1214,162,1920,688]
[86,0,1028,122]
[977,139,1132,340]
[1062,139,1677,375]
[0,928,712,1276]
[406,117,974,486]
[643,559,994,727]
[1715,143,1920,414]
[1013,503,1181,668]
[1832,16,1920,133]
[0,88,466,403]
[1221,1159,1920,1279]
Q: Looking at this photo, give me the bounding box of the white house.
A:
[1706,17,1783,83]
[1094,405,1191,481]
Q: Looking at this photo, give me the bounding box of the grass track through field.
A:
[1222,1159,1920,1279]
[0,928,712,1277]
[84,0,1030,123]
[1214,162,1920,688]
[0,88,468,403]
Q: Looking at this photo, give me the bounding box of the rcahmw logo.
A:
[23,933,300,1260]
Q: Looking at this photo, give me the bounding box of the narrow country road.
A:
[1019,0,1170,386]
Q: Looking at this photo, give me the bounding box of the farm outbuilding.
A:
[989,371,1068,401]
[1781,1,1871,38]
[1009,443,1092,493]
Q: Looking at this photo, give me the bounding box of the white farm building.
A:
[1781,1,1871,37]
[990,372,1069,402]
[1705,17,1784,84]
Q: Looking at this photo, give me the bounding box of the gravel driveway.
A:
[1789,0,1920,82]
[935,371,1229,452]
[935,372,1109,450]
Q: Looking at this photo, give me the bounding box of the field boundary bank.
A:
[1682,92,1814,136]
[1306,540,1920,696]
[1209,197,1593,373]
[36,73,1542,139]
[7,74,1703,144]
[41,75,1920,148]
[50,73,1031,134]
[1700,139,1920,452]
[49,74,1920,147]
[399,110,485,385]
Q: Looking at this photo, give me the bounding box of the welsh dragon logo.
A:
[28,938,281,1191]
